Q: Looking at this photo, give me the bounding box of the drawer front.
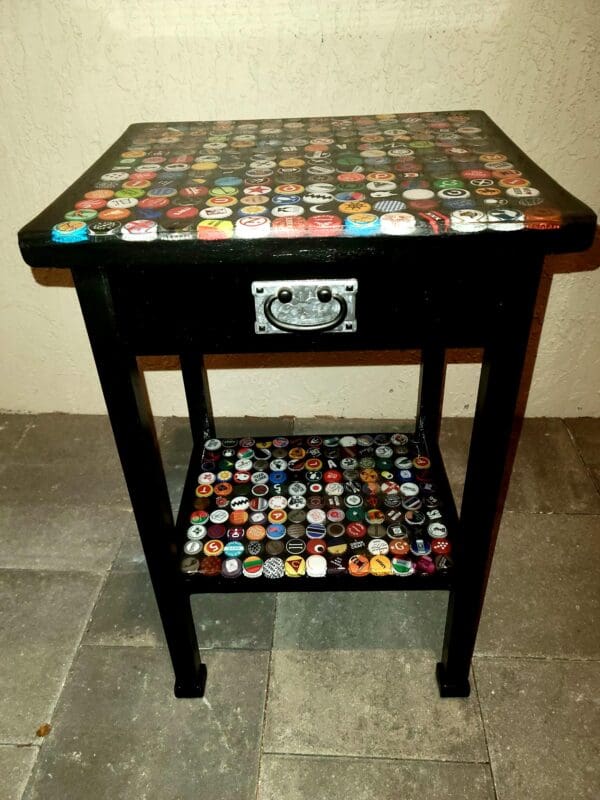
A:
[110,262,500,355]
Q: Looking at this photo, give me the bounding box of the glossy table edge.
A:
[17,110,598,267]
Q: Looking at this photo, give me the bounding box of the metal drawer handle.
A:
[264,291,348,333]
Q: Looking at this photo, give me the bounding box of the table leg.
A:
[73,268,206,698]
[417,345,446,444]
[180,353,215,444]
[437,259,543,697]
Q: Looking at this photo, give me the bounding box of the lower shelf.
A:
[176,429,457,593]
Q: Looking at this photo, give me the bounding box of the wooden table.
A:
[19,110,596,698]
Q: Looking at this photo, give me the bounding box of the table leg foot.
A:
[174,663,208,698]
[436,662,470,698]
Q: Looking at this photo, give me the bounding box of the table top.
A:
[19,110,596,268]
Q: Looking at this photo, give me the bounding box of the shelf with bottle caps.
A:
[175,429,458,593]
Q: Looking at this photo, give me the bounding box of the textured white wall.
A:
[1,0,599,418]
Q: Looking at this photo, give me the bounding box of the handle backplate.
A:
[252,278,358,335]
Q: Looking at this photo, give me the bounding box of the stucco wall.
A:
[2,0,599,418]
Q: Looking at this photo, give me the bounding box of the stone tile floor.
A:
[0,413,598,800]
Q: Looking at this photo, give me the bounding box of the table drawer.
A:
[110,261,500,355]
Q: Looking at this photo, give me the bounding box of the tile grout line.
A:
[474,653,600,664]
[0,566,114,578]
[503,510,600,517]
[471,662,499,800]
[261,750,491,765]
[251,421,304,794]
[12,421,36,451]
[254,593,278,800]
[251,417,297,796]
[562,419,600,498]
[0,742,38,748]
[82,640,274,652]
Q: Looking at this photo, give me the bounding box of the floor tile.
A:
[23,646,268,800]
[157,416,193,466]
[506,419,600,513]
[2,411,597,800]
[475,657,600,800]
[0,414,31,458]
[273,591,447,652]
[0,746,37,800]
[477,512,600,659]
[263,650,487,761]
[165,463,186,512]
[112,525,147,572]
[439,417,471,508]
[0,570,103,744]
[157,420,202,511]
[293,417,414,434]
[0,462,129,506]
[0,504,133,572]
[258,754,495,800]
[10,414,119,466]
[440,418,600,514]
[565,418,600,491]
[2,414,128,505]
[85,570,276,649]
[565,418,600,466]
[195,590,277,650]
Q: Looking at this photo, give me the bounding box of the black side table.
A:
[19,110,596,699]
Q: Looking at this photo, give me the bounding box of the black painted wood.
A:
[418,346,447,445]
[180,353,215,443]
[73,267,207,697]
[437,254,544,696]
